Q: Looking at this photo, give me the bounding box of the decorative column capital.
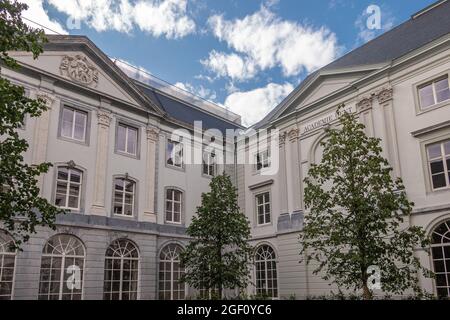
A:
[97,109,112,127]
[279,131,287,147]
[146,126,160,141]
[288,128,299,142]
[376,87,393,104]
[356,95,373,111]
[36,92,56,108]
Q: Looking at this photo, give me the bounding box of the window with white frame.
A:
[165,189,182,224]
[0,231,16,300]
[167,139,183,168]
[116,124,138,156]
[113,178,135,216]
[418,75,449,109]
[255,245,278,298]
[256,192,271,225]
[255,149,270,171]
[38,234,85,300]
[158,244,185,300]
[426,140,450,190]
[202,150,216,176]
[104,239,139,300]
[61,107,88,142]
[430,220,450,298]
[54,167,82,210]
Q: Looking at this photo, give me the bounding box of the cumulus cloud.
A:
[224,82,293,127]
[205,6,338,80]
[174,82,217,101]
[45,0,195,38]
[200,50,256,81]
[21,0,68,34]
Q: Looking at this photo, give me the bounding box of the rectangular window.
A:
[418,75,449,109]
[256,192,271,225]
[427,140,450,190]
[167,139,183,168]
[61,107,88,142]
[202,151,216,176]
[255,149,270,171]
[113,178,135,216]
[54,167,82,210]
[116,124,138,156]
[166,189,182,224]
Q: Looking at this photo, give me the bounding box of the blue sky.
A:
[22,0,437,126]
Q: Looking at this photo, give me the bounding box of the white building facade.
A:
[0,0,449,300]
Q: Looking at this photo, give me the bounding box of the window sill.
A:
[417,99,450,116]
[115,150,139,160]
[57,135,89,147]
[165,163,185,172]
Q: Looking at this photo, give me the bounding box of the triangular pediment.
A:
[9,35,164,116]
[273,66,381,121]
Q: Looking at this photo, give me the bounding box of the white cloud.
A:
[200,50,256,81]
[224,82,293,127]
[21,0,68,34]
[355,6,395,44]
[206,6,338,79]
[46,0,195,38]
[174,82,217,101]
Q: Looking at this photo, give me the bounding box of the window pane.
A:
[419,84,435,108]
[444,142,450,156]
[58,168,68,181]
[70,170,81,184]
[174,191,181,202]
[427,144,442,159]
[432,174,447,189]
[125,181,134,193]
[127,127,137,155]
[430,161,445,174]
[117,125,127,152]
[74,111,87,141]
[167,141,174,165]
[61,108,74,138]
[68,196,79,209]
[436,88,449,103]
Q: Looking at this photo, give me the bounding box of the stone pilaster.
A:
[376,87,401,178]
[32,92,55,194]
[90,108,112,215]
[288,128,302,212]
[278,132,289,215]
[143,126,160,222]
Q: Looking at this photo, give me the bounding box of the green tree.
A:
[300,108,432,299]
[0,0,64,248]
[181,173,253,299]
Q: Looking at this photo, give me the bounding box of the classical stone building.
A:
[0,0,449,300]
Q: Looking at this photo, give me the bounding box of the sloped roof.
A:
[256,0,450,128]
[135,82,243,134]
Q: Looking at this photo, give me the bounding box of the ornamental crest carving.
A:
[60,55,99,87]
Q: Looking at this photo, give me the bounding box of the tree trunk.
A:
[362,283,373,300]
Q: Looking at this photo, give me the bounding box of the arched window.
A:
[104,239,139,300]
[431,220,450,298]
[159,244,185,300]
[255,245,278,298]
[113,177,136,216]
[38,234,85,300]
[54,167,83,210]
[0,231,16,300]
[165,189,182,224]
